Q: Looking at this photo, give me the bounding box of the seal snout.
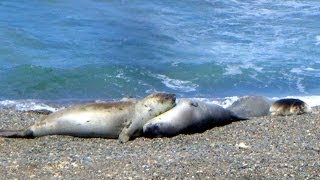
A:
[166,93,176,104]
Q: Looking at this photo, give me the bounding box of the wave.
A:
[0,100,58,112]
[154,74,198,92]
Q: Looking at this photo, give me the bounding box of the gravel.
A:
[0,108,319,179]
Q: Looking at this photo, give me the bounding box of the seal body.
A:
[143,99,247,138]
[227,96,272,117]
[269,98,312,116]
[0,93,176,142]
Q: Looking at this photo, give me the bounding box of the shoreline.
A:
[1,95,320,113]
[0,108,319,179]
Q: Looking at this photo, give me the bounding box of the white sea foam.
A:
[241,63,263,72]
[223,63,263,76]
[209,96,240,108]
[155,74,198,92]
[179,96,240,108]
[296,78,305,93]
[315,35,320,45]
[305,67,315,71]
[223,65,242,75]
[0,100,57,112]
[115,70,131,82]
[290,68,303,74]
[290,67,320,77]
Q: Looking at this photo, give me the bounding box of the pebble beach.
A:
[0,107,319,179]
[1,1,320,179]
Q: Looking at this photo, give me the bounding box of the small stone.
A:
[71,162,78,167]
[235,142,250,149]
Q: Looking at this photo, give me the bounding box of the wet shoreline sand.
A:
[0,108,319,179]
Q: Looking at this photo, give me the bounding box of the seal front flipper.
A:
[0,129,34,138]
[118,127,130,143]
[118,120,142,143]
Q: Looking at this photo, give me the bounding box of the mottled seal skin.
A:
[269,98,312,116]
[227,96,272,117]
[0,93,176,143]
[143,99,247,138]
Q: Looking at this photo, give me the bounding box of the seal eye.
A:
[143,104,152,111]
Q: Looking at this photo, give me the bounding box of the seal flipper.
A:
[118,127,130,143]
[230,112,249,121]
[0,129,34,138]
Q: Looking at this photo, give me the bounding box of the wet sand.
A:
[0,108,319,179]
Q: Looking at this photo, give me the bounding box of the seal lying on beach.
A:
[0,93,176,143]
[143,99,247,138]
[227,96,272,117]
[269,98,312,116]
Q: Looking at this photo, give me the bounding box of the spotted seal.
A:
[0,93,176,143]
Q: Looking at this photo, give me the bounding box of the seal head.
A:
[269,98,312,116]
[118,92,176,142]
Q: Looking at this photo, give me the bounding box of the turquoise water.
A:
[0,1,320,105]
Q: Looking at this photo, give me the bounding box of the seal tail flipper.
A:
[0,129,33,138]
[230,112,249,121]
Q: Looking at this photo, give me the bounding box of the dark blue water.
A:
[1,0,320,106]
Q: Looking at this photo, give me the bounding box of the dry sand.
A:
[0,107,319,179]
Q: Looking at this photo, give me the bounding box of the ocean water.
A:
[0,0,320,110]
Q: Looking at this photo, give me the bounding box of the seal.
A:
[227,96,272,117]
[269,98,312,116]
[0,93,176,143]
[143,99,247,138]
